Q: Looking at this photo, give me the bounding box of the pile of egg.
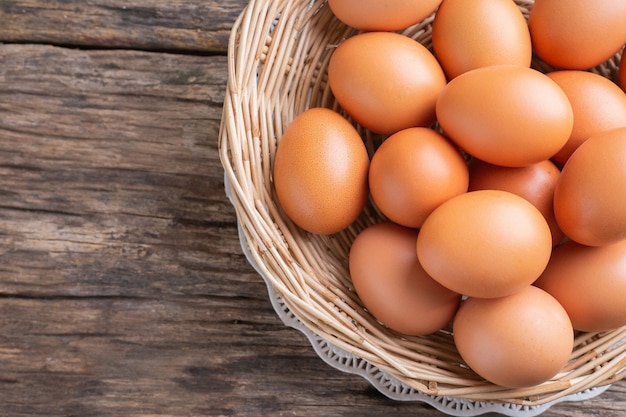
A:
[271,0,626,388]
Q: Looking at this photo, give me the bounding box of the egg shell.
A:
[529,0,626,70]
[468,158,564,246]
[416,189,553,299]
[273,107,369,235]
[328,31,447,136]
[453,285,574,388]
[432,0,532,79]
[535,239,626,332]
[546,70,626,166]
[553,126,626,246]
[328,0,442,32]
[349,222,462,336]
[436,65,573,167]
[369,127,469,228]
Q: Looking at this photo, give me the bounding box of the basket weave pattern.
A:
[219,0,626,405]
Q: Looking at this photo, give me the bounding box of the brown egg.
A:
[328,31,447,136]
[369,127,469,228]
[554,127,626,246]
[273,107,369,235]
[529,0,626,69]
[349,222,462,336]
[416,190,553,299]
[535,239,626,332]
[468,158,564,246]
[436,65,573,167]
[432,0,532,79]
[453,285,574,388]
[546,70,626,166]
[328,0,442,32]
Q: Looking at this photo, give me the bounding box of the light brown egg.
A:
[369,127,468,228]
[273,107,369,235]
[453,285,574,388]
[349,222,462,336]
[546,70,626,166]
[432,0,532,79]
[436,65,573,167]
[554,127,626,247]
[416,190,553,299]
[328,31,447,136]
[535,239,626,332]
[328,0,442,32]
[529,0,626,70]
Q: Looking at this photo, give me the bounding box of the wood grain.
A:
[0,0,248,53]
[0,4,625,417]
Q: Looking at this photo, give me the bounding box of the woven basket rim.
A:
[219,0,626,406]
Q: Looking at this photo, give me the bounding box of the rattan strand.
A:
[219,0,626,405]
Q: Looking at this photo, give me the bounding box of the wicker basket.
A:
[219,0,626,407]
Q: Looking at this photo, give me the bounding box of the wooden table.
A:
[0,1,624,416]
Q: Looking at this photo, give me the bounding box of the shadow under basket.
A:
[219,0,626,413]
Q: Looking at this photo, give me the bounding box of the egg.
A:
[328,0,442,32]
[432,0,532,79]
[349,222,462,336]
[553,126,626,246]
[546,70,626,166]
[416,190,553,299]
[453,285,574,388]
[529,0,626,70]
[535,239,626,332]
[273,107,369,235]
[468,158,564,246]
[436,65,573,167]
[328,31,447,136]
[369,127,469,228]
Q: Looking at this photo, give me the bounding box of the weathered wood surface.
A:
[0,0,245,53]
[0,2,625,416]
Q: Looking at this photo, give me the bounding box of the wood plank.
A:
[1,295,624,416]
[1,42,624,417]
[0,0,249,53]
[0,43,240,298]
